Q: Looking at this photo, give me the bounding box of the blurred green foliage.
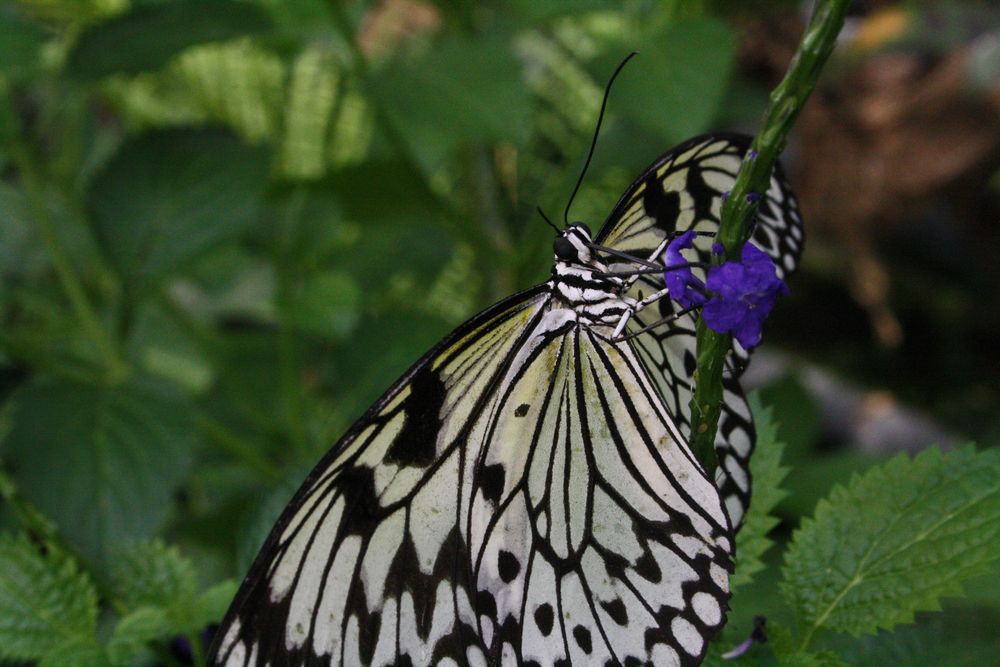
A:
[0,0,997,665]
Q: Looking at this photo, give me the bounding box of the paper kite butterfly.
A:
[208,131,804,666]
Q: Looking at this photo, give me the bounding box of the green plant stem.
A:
[688,0,849,471]
[5,103,129,384]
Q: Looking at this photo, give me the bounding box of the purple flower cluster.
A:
[662,231,788,349]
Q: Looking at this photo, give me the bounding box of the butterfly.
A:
[208,132,803,667]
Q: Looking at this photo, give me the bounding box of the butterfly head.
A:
[553,222,594,265]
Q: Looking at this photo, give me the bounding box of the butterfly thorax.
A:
[548,224,635,327]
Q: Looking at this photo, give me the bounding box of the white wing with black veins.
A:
[595,133,804,529]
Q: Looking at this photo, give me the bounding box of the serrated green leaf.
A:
[0,533,98,661]
[368,36,530,169]
[39,636,108,667]
[732,396,790,591]
[2,377,196,564]
[66,0,272,80]
[782,446,1000,643]
[107,606,170,666]
[111,539,198,611]
[88,128,270,288]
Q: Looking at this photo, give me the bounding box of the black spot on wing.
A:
[684,164,719,222]
[572,624,593,654]
[634,546,662,584]
[683,349,697,376]
[642,175,682,233]
[601,598,628,626]
[534,603,554,637]
[480,463,505,505]
[337,466,381,537]
[385,369,446,467]
[497,550,521,583]
[515,403,530,417]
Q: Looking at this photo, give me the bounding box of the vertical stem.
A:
[689,0,849,470]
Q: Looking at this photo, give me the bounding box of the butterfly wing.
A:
[469,318,732,666]
[595,133,804,528]
[210,287,550,666]
[211,285,735,666]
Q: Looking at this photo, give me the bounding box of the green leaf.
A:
[0,8,50,80]
[731,395,790,590]
[290,271,360,340]
[0,533,98,662]
[66,0,272,81]
[88,128,270,288]
[191,579,239,626]
[2,377,197,564]
[39,636,108,667]
[334,220,455,287]
[236,478,299,574]
[111,539,198,611]
[107,607,169,667]
[782,446,1000,643]
[833,606,1000,667]
[127,305,214,394]
[779,451,883,520]
[368,36,530,169]
[325,162,443,224]
[608,18,737,144]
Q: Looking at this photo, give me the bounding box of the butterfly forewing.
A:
[596,133,803,528]
[213,289,550,666]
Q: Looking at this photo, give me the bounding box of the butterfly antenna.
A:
[536,206,561,235]
[563,51,638,227]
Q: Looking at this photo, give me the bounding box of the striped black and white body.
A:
[547,223,636,328]
[209,134,803,667]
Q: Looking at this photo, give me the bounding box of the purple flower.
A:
[702,243,788,349]
[662,231,707,308]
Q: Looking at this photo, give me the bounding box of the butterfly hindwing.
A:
[596,133,803,528]
[467,317,732,665]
